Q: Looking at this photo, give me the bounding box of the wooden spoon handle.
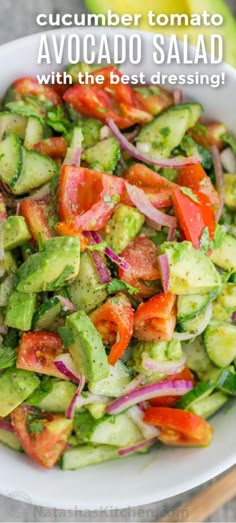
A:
[158,466,236,522]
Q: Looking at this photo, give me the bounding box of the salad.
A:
[0,64,235,471]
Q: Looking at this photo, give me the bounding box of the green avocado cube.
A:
[0,368,39,417]
[16,236,80,293]
[105,204,145,254]
[65,311,110,382]
[3,216,31,250]
[5,290,36,331]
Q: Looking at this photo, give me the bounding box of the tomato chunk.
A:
[172,188,216,249]
[20,200,53,244]
[11,405,72,468]
[134,292,177,342]
[32,137,67,159]
[134,86,173,116]
[177,165,220,209]
[124,163,175,208]
[149,367,195,407]
[12,77,62,106]
[17,332,68,379]
[119,236,161,298]
[57,166,125,232]
[189,122,227,151]
[143,407,213,447]
[90,293,134,366]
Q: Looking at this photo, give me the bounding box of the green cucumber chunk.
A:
[89,413,143,447]
[0,112,27,140]
[0,368,39,417]
[82,136,120,173]
[105,204,145,254]
[0,133,23,187]
[177,294,210,322]
[66,311,109,382]
[61,444,119,470]
[189,391,229,419]
[28,380,77,413]
[12,149,59,195]
[5,291,36,331]
[175,382,214,410]
[24,116,44,149]
[204,322,236,367]
[32,296,64,331]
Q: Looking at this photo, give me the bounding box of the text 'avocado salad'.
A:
[0,64,235,470]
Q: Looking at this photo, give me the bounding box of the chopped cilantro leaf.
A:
[48,265,74,291]
[5,101,44,122]
[180,186,199,203]
[26,411,45,435]
[87,242,108,253]
[221,133,236,156]
[0,346,16,369]
[200,225,225,254]
[96,278,139,295]
[160,127,170,137]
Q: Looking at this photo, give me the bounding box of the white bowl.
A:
[0,27,236,511]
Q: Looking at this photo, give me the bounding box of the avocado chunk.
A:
[3,216,31,250]
[5,291,36,331]
[89,360,131,397]
[160,241,221,295]
[0,252,17,278]
[65,311,110,382]
[0,367,39,417]
[224,174,236,211]
[16,236,80,293]
[210,233,236,272]
[27,379,77,413]
[105,204,145,254]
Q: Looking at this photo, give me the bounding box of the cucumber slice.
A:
[89,360,131,398]
[189,391,229,419]
[82,136,120,173]
[0,112,27,140]
[29,381,77,413]
[180,303,212,334]
[175,382,214,410]
[177,294,210,322]
[204,322,236,367]
[67,252,108,313]
[32,296,64,331]
[0,429,22,451]
[136,106,191,159]
[89,413,143,447]
[184,337,215,381]
[12,149,59,195]
[0,133,23,187]
[216,369,236,396]
[172,103,203,128]
[61,444,119,470]
[24,116,44,149]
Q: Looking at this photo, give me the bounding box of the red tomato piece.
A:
[134,86,173,116]
[57,166,125,231]
[119,236,161,298]
[172,188,216,249]
[134,292,177,342]
[0,193,7,222]
[12,77,62,106]
[11,405,72,468]
[143,407,213,447]
[90,293,134,366]
[20,200,53,244]
[149,367,195,407]
[177,164,220,209]
[189,122,227,151]
[32,137,67,159]
[17,332,68,379]
[124,163,175,208]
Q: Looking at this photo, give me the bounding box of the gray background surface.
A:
[0,1,236,521]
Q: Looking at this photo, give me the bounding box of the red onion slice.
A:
[55,295,76,312]
[173,89,183,105]
[232,312,236,322]
[75,392,109,410]
[86,231,130,271]
[118,437,156,456]
[158,254,170,293]
[167,227,176,242]
[124,374,145,393]
[211,145,224,222]
[107,118,201,168]
[107,379,193,415]
[142,354,186,375]
[83,231,111,283]
[66,373,86,419]
[126,183,177,229]
[0,420,14,433]
[28,183,50,201]
[54,353,82,384]
[63,146,82,167]
[127,406,160,439]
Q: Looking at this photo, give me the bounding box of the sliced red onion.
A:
[142,354,186,375]
[220,148,236,173]
[28,183,50,201]
[0,420,14,433]
[211,145,224,222]
[54,353,82,384]
[16,203,21,216]
[66,373,86,419]
[72,147,82,167]
[75,392,109,410]
[123,126,140,143]
[158,254,170,293]
[86,231,130,271]
[173,302,213,341]
[124,374,145,393]
[118,437,156,456]
[54,295,76,312]
[107,379,193,415]
[107,118,201,168]
[145,217,162,232]
[126,183,177,229]
[139,401,148,411]
[100,126,111,141]
[127,406,160,439]
[173,89,183,105]
[232,312,236,322]
[90,251,111,284]
[63,146,82,167]
[167,227,176,242]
